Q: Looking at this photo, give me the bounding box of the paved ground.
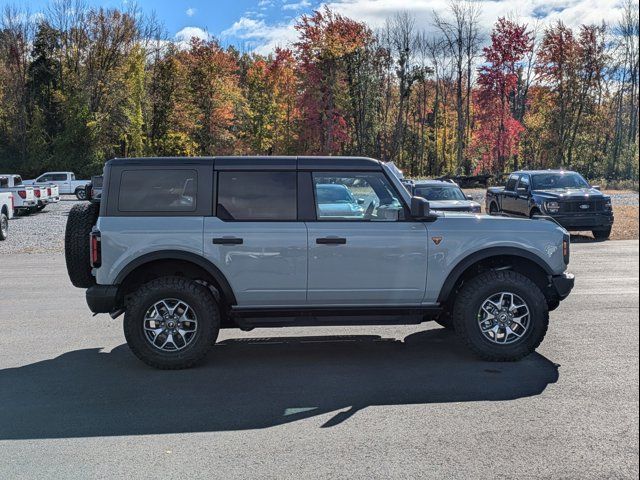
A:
[0,241,638,479]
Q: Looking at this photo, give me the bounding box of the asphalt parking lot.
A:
[0,240,638,479]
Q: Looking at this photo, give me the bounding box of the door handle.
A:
[212,237,243,245]
[316,237,346,245]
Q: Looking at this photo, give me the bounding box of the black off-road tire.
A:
[0,212,8,240]
[75,187,87,201]
[124,277,220,370]
[489,203,499,215]
[65,202,99,288]
[452,270,549,361]
[592,227,612,241]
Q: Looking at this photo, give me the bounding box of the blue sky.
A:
[2,0,628,53]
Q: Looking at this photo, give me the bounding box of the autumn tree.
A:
[473,18,533,172]
[295,7,373,154]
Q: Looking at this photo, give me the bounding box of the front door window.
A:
[312,172,404,221]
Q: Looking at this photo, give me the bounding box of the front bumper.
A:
[86,285,119,314]
[550,272,575,300]
[550,212,614,230]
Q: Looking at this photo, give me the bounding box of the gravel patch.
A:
[0,198,81,255]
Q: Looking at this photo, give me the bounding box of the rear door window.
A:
[216,171,296,221]
[118,169,197,212]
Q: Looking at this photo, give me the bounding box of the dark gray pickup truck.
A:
[486,170,614,240]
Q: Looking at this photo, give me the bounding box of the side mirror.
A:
[465,195,474,201]
[592,185,601,191]
[411,196,436,220]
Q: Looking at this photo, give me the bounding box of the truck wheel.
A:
[123,277,220,370]
[0,212,8,240]
[75,187,87,201]
[65,202,99,288]
[592,227,611,241]
[489,203,499,215]
[452,270,549,361]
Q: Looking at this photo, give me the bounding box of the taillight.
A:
[90,231,102,268]
[47,187,51,196]
[34,189,41,198]
[18,190,26,199]
[10,194,14,211]
[563,235,570,265]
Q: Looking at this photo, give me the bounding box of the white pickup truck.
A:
[0,190,13,240]
[25,171,89,200]
[0,174,37,215]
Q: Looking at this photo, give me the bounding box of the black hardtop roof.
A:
[106,156,384,171]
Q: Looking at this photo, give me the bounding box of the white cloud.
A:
[220,0,626,55]
[323,0,626,37]
[221,16,299,54]
[174,26,211,42]
[186,7,196,17]
[282,0,311,11]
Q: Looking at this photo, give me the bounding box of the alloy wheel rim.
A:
[143,298,198,352]
[477,291,530,345]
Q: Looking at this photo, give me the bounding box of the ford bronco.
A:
[65,156,574,369]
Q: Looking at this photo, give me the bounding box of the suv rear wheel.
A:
[452,270,549,361]
[124,276,220,369]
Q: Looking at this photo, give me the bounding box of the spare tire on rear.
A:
[65,202,99,288]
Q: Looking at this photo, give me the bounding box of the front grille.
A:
[559,199,605,213]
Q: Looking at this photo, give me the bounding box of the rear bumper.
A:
[86,285,119,314]
[551,213,614,230]
[550,272,575,300]
[16,200,36,209]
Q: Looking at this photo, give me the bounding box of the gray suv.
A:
[65,156,574,369]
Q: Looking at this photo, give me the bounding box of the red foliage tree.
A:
[473,18,533,173]
[295,7,373,154]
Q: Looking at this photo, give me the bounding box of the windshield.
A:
[316,184,356,204]
[532,172,590,190]
[414,185,466,201]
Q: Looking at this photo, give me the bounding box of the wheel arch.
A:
[115,250,237,307]
[437,247,554,305]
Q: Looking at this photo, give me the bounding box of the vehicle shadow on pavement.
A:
[0,329,559,439]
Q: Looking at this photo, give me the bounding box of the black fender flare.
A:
[437,247,554,304]
[114,250,237,305]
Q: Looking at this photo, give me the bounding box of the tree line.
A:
[0,0,638,181]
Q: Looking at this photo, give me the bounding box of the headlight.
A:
[471,205,481,213]
[604,199,612,211]
[545,201,560,214]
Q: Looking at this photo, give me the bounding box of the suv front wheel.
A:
[452,270,549,361]
[124,277,220,369]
